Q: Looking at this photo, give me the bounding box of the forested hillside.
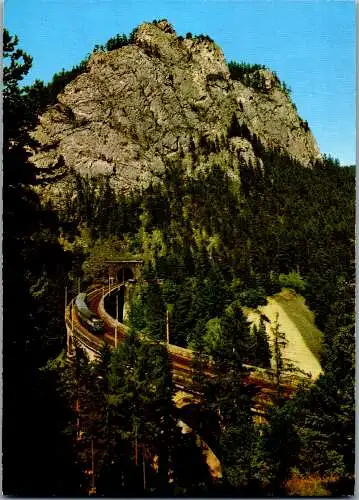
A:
[3,25,355,497]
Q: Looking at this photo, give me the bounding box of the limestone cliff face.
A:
[30,20,321,201]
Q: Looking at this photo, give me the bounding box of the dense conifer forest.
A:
[3,28,355,496]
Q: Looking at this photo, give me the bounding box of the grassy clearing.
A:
[244,289,324,379]
[273,289,324,363]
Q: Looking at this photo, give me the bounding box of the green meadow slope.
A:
[246,289,324,379]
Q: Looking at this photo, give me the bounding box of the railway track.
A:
[65,283,309,480]
[66,284,307,415]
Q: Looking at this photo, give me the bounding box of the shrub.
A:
[279,270,307,293]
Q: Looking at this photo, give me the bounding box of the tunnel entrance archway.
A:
[105,260,143,283]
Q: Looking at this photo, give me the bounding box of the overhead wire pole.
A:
[115,293,119,348]
[134,423,138,466]
[166,309,170,344]
[142,445,146,491]
[65,285,69,353]
[71,297,75,359]
[71,299,74,332]
[91,437,96,495]
[72,298,80,437]
[108,274,111,294]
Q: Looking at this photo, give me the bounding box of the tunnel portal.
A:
[106,260,143,284]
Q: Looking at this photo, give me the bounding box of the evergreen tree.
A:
[205,304,257,493]
[261,399,301,495]
[289,280,354,493]
[107,330,176,494]
[144,282,166,340]
[252,317,271,368]
[3,30,75,496]
[270,313,288,403]
[3,29,33,146]
[172,280,194,346]
[190,318,211,394]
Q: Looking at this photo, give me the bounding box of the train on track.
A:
[75,292,104,334]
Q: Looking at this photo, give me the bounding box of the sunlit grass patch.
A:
[274,289,324,363]
[285,473,339,497]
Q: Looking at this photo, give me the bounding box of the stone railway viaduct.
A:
[65,260,308,415]
[65,260,311,480]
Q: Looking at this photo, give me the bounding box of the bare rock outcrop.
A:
[30,20,321,203]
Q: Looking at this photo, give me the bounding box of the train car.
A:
[75,292,104,334]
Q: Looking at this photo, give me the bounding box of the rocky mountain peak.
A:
[29,20,321,204]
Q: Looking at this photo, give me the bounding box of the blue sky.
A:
[5,0,356,165]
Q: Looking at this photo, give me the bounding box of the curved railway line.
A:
[65,283,316,481]
[65,283,311,414]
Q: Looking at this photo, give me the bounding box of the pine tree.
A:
[107,330,177,494]
[252,317,271,368]
[144,282,166,340]
[205,304,257,493]
[190,318,210,394]
[288,280,355,494]
[271,313,288,404]
[261,399,301,495]
[3,29,33,148]
[172,280,194,346]
[3,30,76,496]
